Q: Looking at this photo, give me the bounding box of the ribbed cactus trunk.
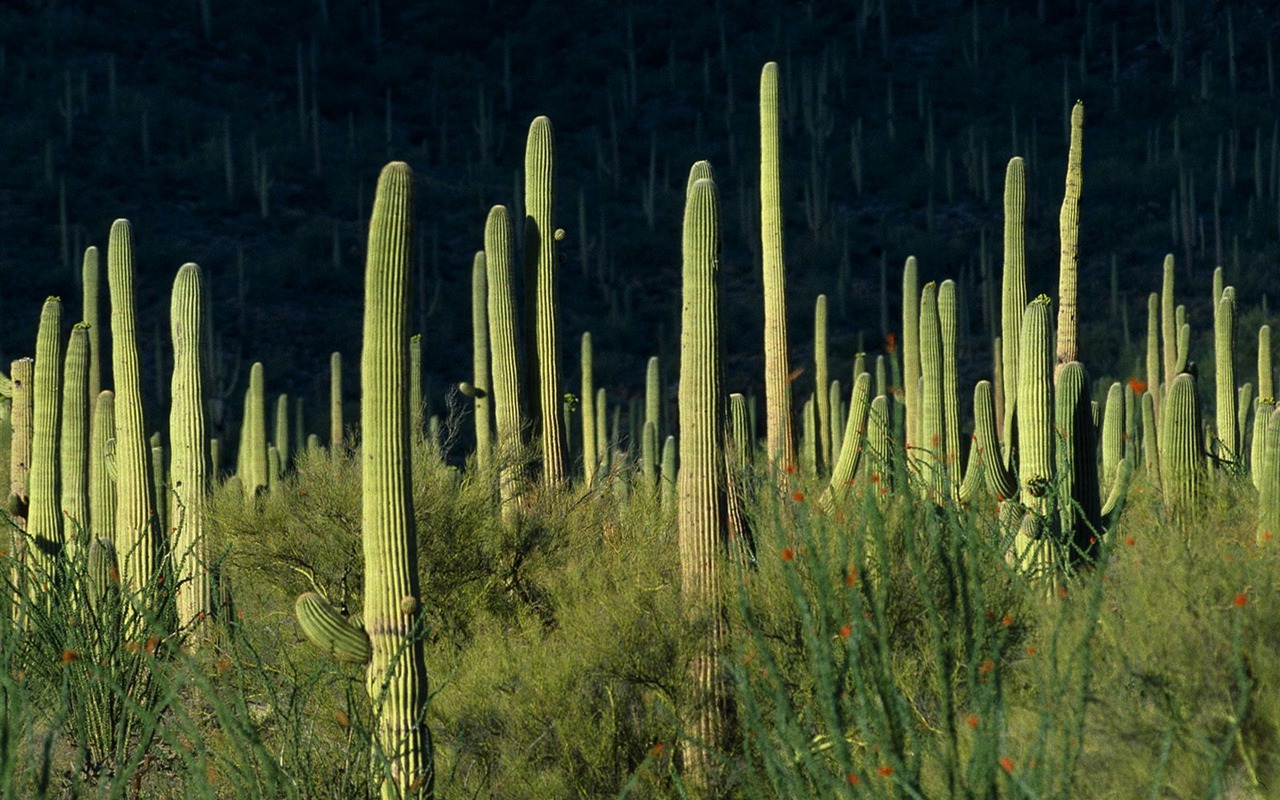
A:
[107,220,158,598]
[89,391,117,550]
[902,256,922,460]
[82,246,103,420]
[471,252,492,474]
[523,116,566,487]
[241,363,268,497]
[330,351,344,454]
[814,295,831,474]
[678,169,731,793]
[759,62,795,473]
[170,263,210,636]
[1215,287,1238,464]
[1014,296,1055,576]
[28,298,64,576]
[60,324,90,558]
[485,205,526,520]
[1054,102,1084,379]
[274,393,290,474]
[1161,372,1204,517]
[580,333,597,485]
[918,282,945,500]
[1001,158,1027,462]
[362,162,433,797]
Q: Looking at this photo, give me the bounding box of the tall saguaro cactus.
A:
[170,263,211,634]
[486,204,526,518]
[524,116,567,486]
[1054,101,1084,379]
[1000,158,1027,459]
[60,323,90,557]
[107,219,158,596]
[81,246,103,415]
[678,168,731,792]
[759,61,795,472]
[28,298,64,570]
[471,252,492,473]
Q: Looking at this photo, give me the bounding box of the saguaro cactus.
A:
[759,62,795,472]
[107,220,158,596]
[471,252,492,473]
[60,324,90,557]
[1055,101,1084,378]
[81,246,102,416]
[28,298,64,571]
[89,391,116,548]
[297,163,433,798]
[485,204,526,518]
[580,333,597,485]
[524,116,567,486]
[814,294,831,473]
[170,263,210,634]
[678,168,731,791]
[241,362,267,497]
[1001,158,1028,460]
[1161,372,1204,517]
[330,351,344,454]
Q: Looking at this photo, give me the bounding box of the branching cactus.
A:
[108,219,159,597]
[170,263,211,635]
[759,62,795,473]
[295,162,433,798]
[678,169,732,791]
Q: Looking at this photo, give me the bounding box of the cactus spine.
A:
[760,62,795,472]
[1055,101,1084,378]
[471,252,492,473]
[170,263,210,634]
[523,116,566,486]
[678,170,730,790]
[60,324,90,556]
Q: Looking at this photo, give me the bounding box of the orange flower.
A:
[785,463,797,475]
[650,741,666,758]
[877,765,894,777]
[145,636,160,655]
[791,491,805,502]
[1001,614,1013,627]
[886,332,897,353]
[1124,536,1136,547]
[846,565,858,587]
[1056,585,1069,599]
[979,658,995,676]
[335,710,350,728]
[781,548,795,562]
[839,623,852,639]
[846,773,860,786]
[60,650,79,664]
[966,714,980,729]
[1027,645,1037,656]
[1234,592,1248,607]
[1000,756,1015,774]
[1127,378,1147,395]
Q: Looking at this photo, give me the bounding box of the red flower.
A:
[1234,592,1248,607]
[781,548,795,562]
[839,623,852,639]
[1000,756,1015,774]
[846,773,860,786]
[60,650,79,664]
[1124,536,1136,547]
[966,714,980,729]
[1128,378,1148,395]
[877,765,894,777]
[791,491,805,502]
[1001,614,1013,627]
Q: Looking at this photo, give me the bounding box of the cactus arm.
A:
[295,592,372,665]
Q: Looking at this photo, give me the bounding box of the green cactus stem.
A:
[678,171,732,791]
[760,62,795,473]
[1160,372,1204,517]
[61,324,90,557]
[814,294,831,474]
[170,263,210,635]
[472,252,492,474]
[580,333,596,485]
[485,204,526,520]
[89,391,117,549]
[28,298,64,570]
[107,220,159,598]
[1215,287,1238,464]
[1001,158,1027,463]
[822,371,872,507]
[296,592,372,665]
[81,247,102,419]
[1054,101,1084,378]
[330,351,344,454]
